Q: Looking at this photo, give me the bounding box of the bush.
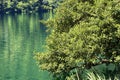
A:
[35,0,120,79]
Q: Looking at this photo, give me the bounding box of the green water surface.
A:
[0,13,51,80]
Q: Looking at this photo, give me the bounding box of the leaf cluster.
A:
[35,0,120,79]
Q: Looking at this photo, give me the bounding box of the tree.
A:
[35,0,120,79]
[0,0,47,14]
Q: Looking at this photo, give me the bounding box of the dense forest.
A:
[0,0,63,14]
[35,0,120,80]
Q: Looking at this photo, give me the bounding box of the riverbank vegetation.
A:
[35,0,120,80]
[0,0,63,14]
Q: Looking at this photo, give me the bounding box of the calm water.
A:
[0,13,51,80]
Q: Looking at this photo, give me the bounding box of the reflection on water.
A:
[0,13,51,80]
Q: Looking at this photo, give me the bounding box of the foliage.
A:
[35,0,120,79]
[81,67,120,80]
[41,0,63,10]
[0,0,61,14]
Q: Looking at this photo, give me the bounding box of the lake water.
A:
[0,13,51,80]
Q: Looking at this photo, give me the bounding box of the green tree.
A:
[0,0,46,13]
[35,0,120,79]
